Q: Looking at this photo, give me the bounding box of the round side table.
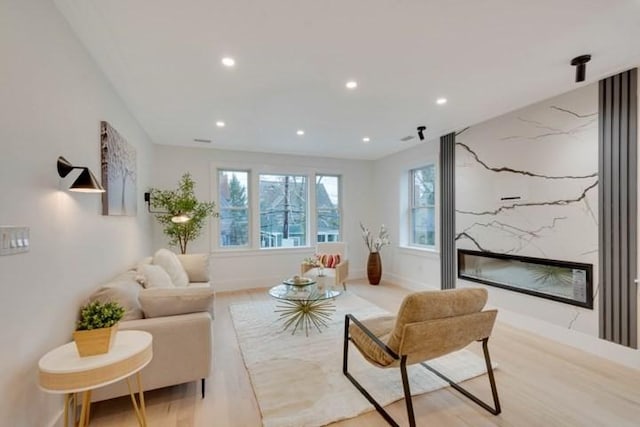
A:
[39,330,153,427]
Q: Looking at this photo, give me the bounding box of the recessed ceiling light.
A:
[216,121,225,127]
[362,137,370,143]
[297,130,305,136]
[221,57,235,67]
[436,97,448,105]
[346,81,358,89]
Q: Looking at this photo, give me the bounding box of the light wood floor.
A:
[89,281,640,427]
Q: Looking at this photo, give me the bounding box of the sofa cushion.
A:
[138,264,174,289]
[139,287,214,318]
[153,249,189,287]
[89,271,144,321]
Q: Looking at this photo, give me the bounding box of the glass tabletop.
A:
[269,283,341,302]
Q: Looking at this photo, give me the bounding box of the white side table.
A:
[39,330,153,427]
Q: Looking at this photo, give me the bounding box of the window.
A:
[218,170,249,247]
[410,165,436,247]
[316,175,341,242]
[259,174,307,248]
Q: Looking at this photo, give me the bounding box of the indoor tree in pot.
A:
[73,301,125,357]
[148,173,217,254]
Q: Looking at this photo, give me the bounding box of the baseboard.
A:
[47,408,63,427]
[496,307,640,370]
[383,272,439,291]
[213,268,368,292]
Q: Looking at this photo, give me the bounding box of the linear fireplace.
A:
[457,249,593,309]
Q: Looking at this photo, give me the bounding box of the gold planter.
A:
[73,324,118,357]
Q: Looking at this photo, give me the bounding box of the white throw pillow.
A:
[138,287,214,318]
[153,248,189,287]
[138,264,174,289]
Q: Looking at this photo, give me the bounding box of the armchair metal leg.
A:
[420,338,501,415]
[201,378,205,399]
[399,358,416,427]
[343,316,402,427]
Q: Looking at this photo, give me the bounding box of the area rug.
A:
[230,292,493,427]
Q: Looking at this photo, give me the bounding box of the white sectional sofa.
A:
[86,251,214,402]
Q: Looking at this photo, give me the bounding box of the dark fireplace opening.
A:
[457,249,593,309]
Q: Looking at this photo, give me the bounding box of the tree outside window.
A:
[219,170,249,247]
[410,165,436,247]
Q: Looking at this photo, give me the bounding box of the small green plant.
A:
[76,301,125,331]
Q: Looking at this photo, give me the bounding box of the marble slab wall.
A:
[455,83,599,335]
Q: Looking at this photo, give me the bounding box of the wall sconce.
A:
[56,156,105,193]
[143,192,191,223]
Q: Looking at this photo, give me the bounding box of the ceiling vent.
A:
[193,138,212,143]
[400,135,415,142]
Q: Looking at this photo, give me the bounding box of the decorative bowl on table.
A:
[283,276,316,287]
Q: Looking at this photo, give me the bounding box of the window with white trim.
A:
[315,175,341,242]
[218,170,250,247]
[259,174,307,248]
[410,165,436,247]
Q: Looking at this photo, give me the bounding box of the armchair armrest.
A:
[301,262,314,275]
[335,259,349,285]
[345,314,399,360]
[177,253,210,282]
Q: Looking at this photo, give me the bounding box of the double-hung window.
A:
[259,174,307,248]
[218,170,250,247]
[410,165,436,247]
[315,175,341,242]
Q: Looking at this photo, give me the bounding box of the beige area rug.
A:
[230,292,493,427]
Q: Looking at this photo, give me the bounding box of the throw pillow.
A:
[138,264,174,289]
[138,287,214,318]
[318,253,341,268]
[89,271,144,321]
[176,253,210,283]
[153,248,189,287]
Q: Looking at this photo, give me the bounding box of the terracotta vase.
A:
[367,252,382,285]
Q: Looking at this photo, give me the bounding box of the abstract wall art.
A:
[100,121,137,216]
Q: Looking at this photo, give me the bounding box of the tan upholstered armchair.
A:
[343,288,500,427]
[301,242,349,290]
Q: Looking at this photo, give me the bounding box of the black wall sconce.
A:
[571,54,591,83]
[57,156,105,193]
[143,192,191,224]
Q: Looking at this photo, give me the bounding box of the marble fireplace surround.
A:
[455,83,599,336]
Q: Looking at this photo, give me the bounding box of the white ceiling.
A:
[54,0,640,160]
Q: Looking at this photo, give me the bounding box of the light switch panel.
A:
[0,226,29,256]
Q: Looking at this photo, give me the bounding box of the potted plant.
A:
[148,173,217,254]
[73,301,125,357]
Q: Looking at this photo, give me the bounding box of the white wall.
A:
[372,142,441,290]
[0,1,154,425]
[151,145,374,291]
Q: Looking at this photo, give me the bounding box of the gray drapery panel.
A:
[599,68,638,348]
[440,132,456,289]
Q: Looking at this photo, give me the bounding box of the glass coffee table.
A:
[269,279,342,336]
